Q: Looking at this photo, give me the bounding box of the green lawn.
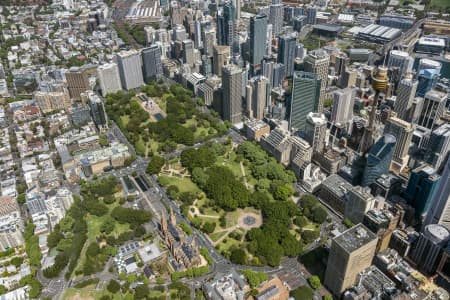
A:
[158,175,201,194]
[210,231,228,242]
[63,288,132,300]
[135,136,146,157]
[303,223,320,231]
[119,115,130,127]
[217,236,240,252]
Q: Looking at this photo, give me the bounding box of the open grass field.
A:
[63,288,132,300]
[158,175,202,194]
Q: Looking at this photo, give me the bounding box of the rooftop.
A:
[334,223,378,253]
[321,174,353,198]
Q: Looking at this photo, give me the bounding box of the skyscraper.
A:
[410,224,450,275]
[304,112,327,153]
[334,53,349,78]
[424,123,450,171]
[246,76,269,120]
[97,63,122,97]
[182,39,195,66]
[331,87,354,126]
[142,45,163,83]
[222,64,243,124]
[324,224,378,297]
[405,164,441,218]
[384,116,414,173]
[416,58,441,97]
[394,74,418,121]
[88,92,108,129]
[65,67,89,99]
[202,28,216,57]
[116,50,144,90]
[362,134,396,187]
[272,63,285,87]
[289,71,321,131]
[424,156,450,229]
[277,33,297,77]
[216,2,236,48]
[418,89,447,130]
[306,6,317,25]
[387,50,414,74]
[213,45,230,76]
[417,69,440,97]
[249,14,268,74]
[303,49,330,112]
[269,3,283,35]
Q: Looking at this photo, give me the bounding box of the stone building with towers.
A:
[160,208,202,270]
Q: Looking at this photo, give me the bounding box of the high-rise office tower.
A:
[277,33,296,77]
[172,24,187,42]
[88,92,108,129]
[331,87,354,126]
[334,53,349,78]
[262,60,274,85]
[303,49,330,112]
[324,224,378,297]
[213,45,230,76]
[222,64,243,124]
[193,20,202,49]
[289,71,321,131]
[339,67,357,88]
[246,76,269,120]
[424,156,450,229]
[345,186,376,224]
[384,116,414,173]
[418,58,442,74]
[97,63,122,97]
[182,39,195,66]
[142,45,163,83]
[216,2,236,48]
[405,164,441,218]
[266,24,273,55]
[362,134,396,187]
[65,67,90,99]
[249,14,268,75]
[272,63,285,87]
[304,112,327,153]
[416,58,441,97]
[116,50,144,90]
[410,224,450,275]
[233,0,241,20]
[269,3,283,35]
[387,50,414,74]
[394,74,418,121]
[202,28,216,57]
[425,124,450,171]
[306,6,317,25]
[295,43,306,59]
[418,89,447,130]
[417,68,441,97]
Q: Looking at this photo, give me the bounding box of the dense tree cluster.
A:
[44,177,150,279]
[111,206,152,225]
[177,141,324,266]
[24,223,42,267]
[105,84,227,156]
[241,270,268,288]
[146,155,165,175]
